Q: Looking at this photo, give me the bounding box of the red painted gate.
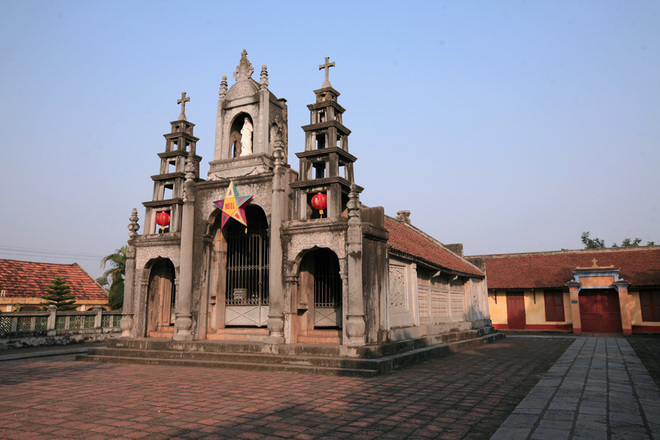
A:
[506,292,526,329]
[579,289,622,333]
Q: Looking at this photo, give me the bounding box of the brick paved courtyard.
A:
[0,337,582,439]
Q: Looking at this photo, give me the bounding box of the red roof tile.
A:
[482,247,660,289]
[384,218,483,277]
[0,259,108,301]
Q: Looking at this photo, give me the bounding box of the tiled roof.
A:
[481,247,660,289]
[0,259,108,301]
[384,218,484,277]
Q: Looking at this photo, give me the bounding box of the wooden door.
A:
[506,292,526,329]
[579,289,622,333]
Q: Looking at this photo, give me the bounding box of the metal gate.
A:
[314,249,342,328]
[225,222,269,327]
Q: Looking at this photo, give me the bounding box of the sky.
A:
[1,0,658,280]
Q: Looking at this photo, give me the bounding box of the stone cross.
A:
[177,92,190,121]
[592,258,598,267]
[319,57,335,88]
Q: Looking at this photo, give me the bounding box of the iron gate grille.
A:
[226,227,269,306]
[314,250,341,308]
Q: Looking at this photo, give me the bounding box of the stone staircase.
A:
[77,328,504,377]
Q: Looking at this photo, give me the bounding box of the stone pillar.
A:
[265,141,285,344]
[566,281,581,334]
[46,305,57,337]
[121,209,139,338]
[173,158,196,341]
[344,184,366,346]
[615,280,632,335]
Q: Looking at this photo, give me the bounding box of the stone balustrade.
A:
[0,306,122,349]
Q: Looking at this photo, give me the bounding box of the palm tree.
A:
[100,246,127,310]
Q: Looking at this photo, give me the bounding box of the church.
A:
[119,51,492,352]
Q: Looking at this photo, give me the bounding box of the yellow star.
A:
[213,181,253,228]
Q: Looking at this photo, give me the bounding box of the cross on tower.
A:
[319,57,335,88]
[177,92,190,121]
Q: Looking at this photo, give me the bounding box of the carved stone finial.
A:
[184,154,196,182]
[219,75,228,99]
[396,210,411,224]
[260,64,269,89]
[273,139,285,167]
[348,184,360,222]
[319,56,335,88]
[233,49,254,82]
[128,208,140,239]
[177,92,190,121]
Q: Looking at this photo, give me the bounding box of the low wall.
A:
[0,308,122,350]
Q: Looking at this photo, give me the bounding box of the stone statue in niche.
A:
[240,117,253,156]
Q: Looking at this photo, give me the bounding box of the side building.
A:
[0,259,109,311]
[479,247,660,334]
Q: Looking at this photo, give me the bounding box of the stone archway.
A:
[207,204,270,331]
[296,248,343,343]
[146,259,176,337]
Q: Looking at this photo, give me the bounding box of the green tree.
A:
[41,277,77,310]
[612,238,642,247]
[581,232,605,249]
[100,246,127,310]
[582,232,655,248]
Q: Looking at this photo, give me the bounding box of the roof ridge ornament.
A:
[233,49,254,82]
[319,56,335,88]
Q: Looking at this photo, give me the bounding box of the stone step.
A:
[77,354,381,378]
[84,347,383,370]
[77,331,504,376]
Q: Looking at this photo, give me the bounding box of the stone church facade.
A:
[120,51,491,350]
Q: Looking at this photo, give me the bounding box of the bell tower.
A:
[291,57,362,221]
[143,92,201,235]
[208,50,289,180]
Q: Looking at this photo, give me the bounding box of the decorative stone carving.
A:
[233,49,254,82]
[120,314,133,338]
[389,265,407,310]
[396,210,411,224]
[127,208,139,239]
[260,64,268,89]
[218,75,228,99]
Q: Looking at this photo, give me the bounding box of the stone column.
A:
[566,281,581,334]
[615,280,632,335]
[173,157,196,341]
[345,184,366,346]
[121,209,139,338]
[265,141,285,344]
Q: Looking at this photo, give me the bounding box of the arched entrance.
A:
[224,205,269,327]
[147,259,176,337]
[298,248,343,331]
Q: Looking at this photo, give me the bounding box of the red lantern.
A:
[155,211,171,232]
[311,192,327,217]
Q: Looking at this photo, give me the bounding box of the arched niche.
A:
[230,112,254,158]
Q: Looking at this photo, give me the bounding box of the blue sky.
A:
[1,0,658,279]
